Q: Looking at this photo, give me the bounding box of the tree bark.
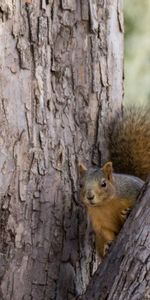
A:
[78,179,150,300]
[0,1,123,299]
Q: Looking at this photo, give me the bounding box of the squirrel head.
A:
[79,162,116,207]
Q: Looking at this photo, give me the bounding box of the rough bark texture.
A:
[0,1,123,299]
[78,179,150,300]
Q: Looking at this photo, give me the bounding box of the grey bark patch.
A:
[0,0,123,299]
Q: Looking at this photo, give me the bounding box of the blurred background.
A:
[124,0,150,106]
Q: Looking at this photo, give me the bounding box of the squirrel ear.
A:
[102,161,113,181]
[78,162,87,176]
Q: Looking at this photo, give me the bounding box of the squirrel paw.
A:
[120,207,132,220]
[103,240,113,256]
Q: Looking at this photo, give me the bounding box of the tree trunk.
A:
[78,179,150,300]
[0,1,123,299]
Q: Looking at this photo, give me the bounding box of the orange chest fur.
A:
[87,198,133,235]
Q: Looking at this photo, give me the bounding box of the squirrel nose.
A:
[87,191,95,201]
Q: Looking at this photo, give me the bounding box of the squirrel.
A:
[79,106,150,257]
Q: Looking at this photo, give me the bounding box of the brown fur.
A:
[87,197,134,257]
[108,106,150,181]
[79,162,140,257]
[79,106,150,257]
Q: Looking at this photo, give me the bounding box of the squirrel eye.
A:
[101,180,106,188]
[80,183,83,188]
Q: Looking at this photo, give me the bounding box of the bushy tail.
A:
[107,106,150,181]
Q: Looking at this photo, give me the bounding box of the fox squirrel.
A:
[79,106,150,257]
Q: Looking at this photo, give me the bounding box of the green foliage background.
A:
[124,0,150,105]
